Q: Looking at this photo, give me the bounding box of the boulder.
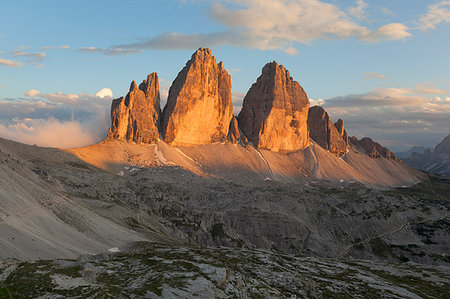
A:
[238,61,310,152]
[107,73,161,143]
[162,48,233,146]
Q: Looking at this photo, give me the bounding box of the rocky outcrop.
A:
[107,73,161,144]
[227,116,240,144]
[334,119,349,146]
[307,106,347,157]
[350,136,398,160]
[162,48,233,146]
[238,62,310,152]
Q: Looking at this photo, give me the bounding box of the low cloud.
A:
[0,118,99,149]
[0,58,23,68]
[419,1,450,31]
[0,88,113,149]
[363,72,386,80]
[232,91,246,114]
[414,82,447,95]
[24,89,40,98]
[321,84,450,150]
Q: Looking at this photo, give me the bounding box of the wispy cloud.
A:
[419,0,450,31]
[82,0,411,55]
[10,49,46,61]
[0,58,23,68]
[41,45,70,50]
[79,46,141,55]
[414,82,447,95]
[284,47,299,55]
[348,0,368,20]
[363,72,386,80]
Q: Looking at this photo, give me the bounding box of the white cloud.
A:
[95,88,114,98]
[89,0,411,54]
[0,118,99,149]
[363,72,386,80]
[361,23,411,42]
[284,47,299,55]
[419,1,450,31]
[309,98,325,106]
[348,0,368,20]
[0,58,23,68]
[25,89,40,98]
[0,89,113,148]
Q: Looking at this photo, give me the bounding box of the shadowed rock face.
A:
[162,48,233,146]
[227,116,240,144]
[308,106,347,157]
[107,73,161,144]
[238,62,310,152]
[350,136,398,160]
[334,119,349,147]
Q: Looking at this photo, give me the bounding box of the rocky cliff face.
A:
[238,62,310,152]
[350,136,398,160]
[162,48,233,146]
[307,106,347,156]
[107,73,161,143]
[334,119,349,146]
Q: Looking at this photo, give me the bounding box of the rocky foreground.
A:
[1,243,449,298]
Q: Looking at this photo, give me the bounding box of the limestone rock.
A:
[350,136,398,160]
[238,61,310,152]
[107,73,161,144]
[162,48,233,146]
[307,106,346,157]
[228,116,240,144]
[334,119,349,146]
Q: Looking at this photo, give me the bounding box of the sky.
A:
[0,0,449,151]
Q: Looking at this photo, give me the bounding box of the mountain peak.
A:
[238,61,310,152]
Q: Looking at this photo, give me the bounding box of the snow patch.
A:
[108,247,120,253]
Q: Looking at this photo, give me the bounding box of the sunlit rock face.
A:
[307,106,347,157]
[238,62,310,152]
[161,48,233,146]
[107,73,161,143]
[349,136,398,160]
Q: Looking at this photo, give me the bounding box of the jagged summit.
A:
[307,105,347,157]
[238,61,310,152]
[350,136,398,160]
[107,72,161,144]
[161,47,233,146]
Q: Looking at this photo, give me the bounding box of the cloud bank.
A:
[322,85,450,150]
[0,89,113,149]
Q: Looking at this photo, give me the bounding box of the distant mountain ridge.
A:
[401,134,450,176]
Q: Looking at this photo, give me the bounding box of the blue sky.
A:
[0,0,449,151]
